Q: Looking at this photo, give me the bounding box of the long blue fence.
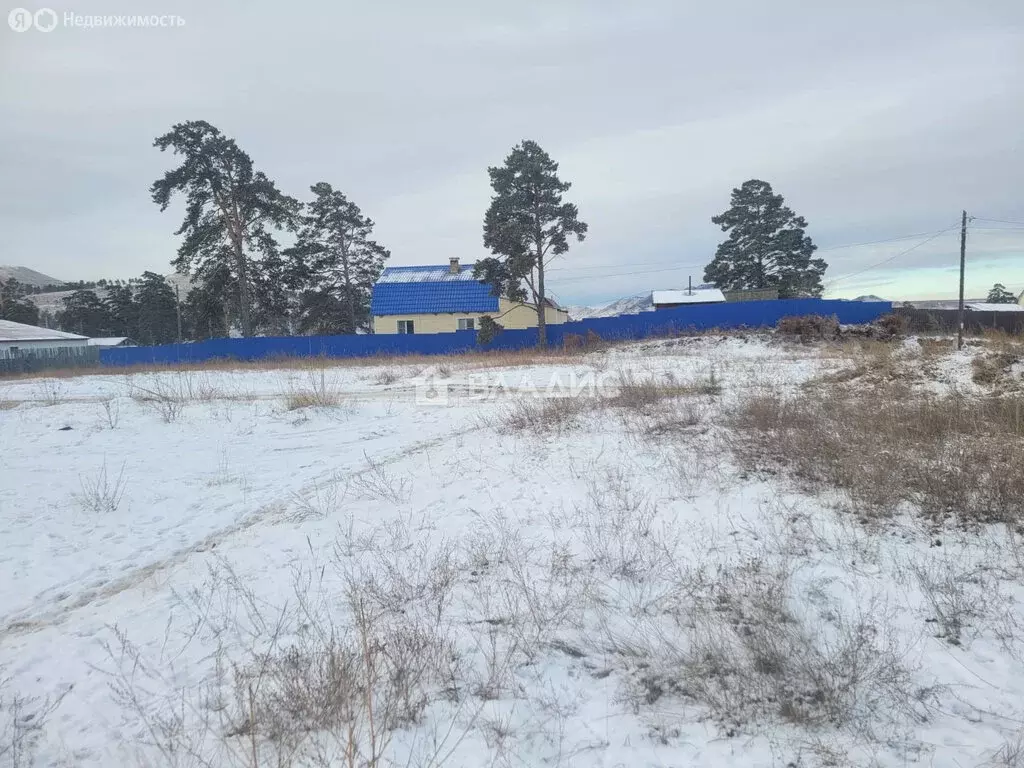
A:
[99,298,892,367]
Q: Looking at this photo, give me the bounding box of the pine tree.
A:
[705,180,826,298]
[56,290,112,336]
[476,140,587,347]
[288,182,390,335]
[182,265,231,340]
[133,272,179,345]
[986,283,1018,304]
[0,279,41,325]
[104,283,138,338]
[151,121,299,337]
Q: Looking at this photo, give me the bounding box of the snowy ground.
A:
[1,334,1023,767]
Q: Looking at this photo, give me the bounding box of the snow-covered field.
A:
[1,334,1023,767]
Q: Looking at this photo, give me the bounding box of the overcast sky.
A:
[2,0,1023,306]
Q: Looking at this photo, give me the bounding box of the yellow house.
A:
[370,258,568,334]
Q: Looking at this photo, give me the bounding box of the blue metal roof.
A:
[371,264,499,315]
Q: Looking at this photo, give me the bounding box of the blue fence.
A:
[99,298,892,367]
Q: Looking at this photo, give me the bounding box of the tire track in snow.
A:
[0,423,484,643]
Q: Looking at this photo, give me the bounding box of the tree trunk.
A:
[232,237,253,338]
[536,247,547,348]
[341,261,355,335]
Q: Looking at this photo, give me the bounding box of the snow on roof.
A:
[0,319,87,342]
[965,303,1024,313]
[651,288,726,305]
[86,337,132,347]
[375,264,481,284]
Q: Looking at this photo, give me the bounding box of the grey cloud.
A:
[1,0,1022,303]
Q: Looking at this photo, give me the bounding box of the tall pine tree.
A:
[151,121,299,337]
[56,290,113,336]
[986,283,1018,304]
[182,265,231,340]
[104,283,138,338]
[287,182,390,335]
[133,272,179,345]
[476,140,587,347]
[704,180,826,298]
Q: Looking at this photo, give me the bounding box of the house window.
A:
[457,318,475,331]
[397,320,415,335]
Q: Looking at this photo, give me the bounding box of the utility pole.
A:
[175,283,183,343]
[957,210,967,351]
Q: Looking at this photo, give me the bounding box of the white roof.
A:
[0,319,87,342]
[965,303,1024,313]
[87,337,132,346]
[652,288,726,305]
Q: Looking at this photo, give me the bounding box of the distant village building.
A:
[0,319,88,359]
[370,258,568,334]
[651,288,726,310]
[965,303,1024,314]
[86,337,137,348]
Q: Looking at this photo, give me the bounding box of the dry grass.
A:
[14,344,615,382]
[0,678,68,768]
[668,560,923,734]
[495,395,593,434]
[972,352,1021,387]
[812,338,911,386]
[777,315,840,342]
[732,385,1024,523]
[0,400,18,411]
[609,369,720,412]
[283,369,345,410]
[74,460,128,513]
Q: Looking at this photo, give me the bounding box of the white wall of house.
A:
[0,338,90,358]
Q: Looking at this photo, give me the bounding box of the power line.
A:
[549,263,709,284]
[548,225,984,280]
[816,229,962,252]
[548,260,706,274]
[824,225,960,286]
[973,216,1024,227]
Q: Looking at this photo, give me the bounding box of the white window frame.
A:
[457,318,476,331]
[397,320,415,335]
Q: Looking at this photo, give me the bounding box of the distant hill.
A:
[567,284,725,320]
[26,272,194,315]
[0,265,63,287]
[566,293,655,320]
[851,294,889,303]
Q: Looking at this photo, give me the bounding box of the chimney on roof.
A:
[449,257,460,275]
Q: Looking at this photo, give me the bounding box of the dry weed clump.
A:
[875,313,910,338]
[74,460,128,513]
[917,337,954,359]
[607,528,928,740]
[106,544,469,768]
[678,564,922,734]
[495,395,593,434]
[0,678,68,768]
[283,369,345,410]
[129,372,226,421]
[731,385,1024,523]
[610,369,720,413]
[777,315,840,342]
[972,352,1021,387]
